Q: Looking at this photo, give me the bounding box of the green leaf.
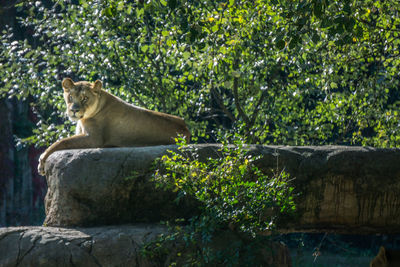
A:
[141,45,149,53]
[182,51,190,60]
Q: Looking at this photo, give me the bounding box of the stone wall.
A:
[0,225,292,267]
[42,145,400,234]
[0,225,165,267]
[2,144,400,266]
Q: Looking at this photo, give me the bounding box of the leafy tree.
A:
[1,0,400,147]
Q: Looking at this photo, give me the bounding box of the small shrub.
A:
[146,134,296,265]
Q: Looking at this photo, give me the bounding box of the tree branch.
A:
[210,86,236,122]
[232,73,251,126]
[250,90,266,126]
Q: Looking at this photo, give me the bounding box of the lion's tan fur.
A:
[38,78,190,175]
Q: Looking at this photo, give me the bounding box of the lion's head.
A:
[62,78,102,121]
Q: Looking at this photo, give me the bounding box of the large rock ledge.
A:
[43,145,400,234]
[0,224,165,267]
[0,224,291,267]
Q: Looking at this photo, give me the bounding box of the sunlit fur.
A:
[38,78,190,175]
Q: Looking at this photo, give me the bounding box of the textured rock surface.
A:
[44,146,199,227]
[43,145,400,233]
[0,225,291,267]
[0,224,164,267]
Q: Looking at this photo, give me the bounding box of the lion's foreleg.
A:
[38,134,102,175]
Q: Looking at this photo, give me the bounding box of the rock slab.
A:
[43,145,400,234]
[44,146,199,227]
[0,225,291,267]
[0,224,164,267]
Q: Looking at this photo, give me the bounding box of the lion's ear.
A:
[62,78,75,92]
[93,80,102,93]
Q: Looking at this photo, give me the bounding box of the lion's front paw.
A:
[38,154,46,176]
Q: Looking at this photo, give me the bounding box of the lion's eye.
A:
[82,96,88,103]
[68,95,73,102]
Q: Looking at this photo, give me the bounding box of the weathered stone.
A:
[0,225,163,267]
[44,146,200,227]
[43,145,400,234]
[0,225,291,267]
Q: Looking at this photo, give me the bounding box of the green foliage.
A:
[154,135,295,235]
[1,0,400,147]
[146,136,296,265]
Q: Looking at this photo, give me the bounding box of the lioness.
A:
[38,78,190,175]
